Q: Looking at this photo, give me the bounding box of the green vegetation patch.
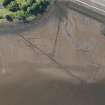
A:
[0,0,50,22]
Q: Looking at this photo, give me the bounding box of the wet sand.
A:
[0,1,105,105]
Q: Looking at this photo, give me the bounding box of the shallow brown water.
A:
[0,1,105,105]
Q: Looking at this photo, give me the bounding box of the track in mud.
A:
[16,1,105,83]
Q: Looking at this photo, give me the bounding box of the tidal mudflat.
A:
[0,0,105,105]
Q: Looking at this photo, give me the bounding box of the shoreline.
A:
[0,0,55,35]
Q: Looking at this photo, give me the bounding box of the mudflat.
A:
[0,1,105,105]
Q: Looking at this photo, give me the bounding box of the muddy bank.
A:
[0,1,105,105]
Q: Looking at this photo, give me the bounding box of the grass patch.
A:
[0,0,50,23]
[0,0,4,3]
[0,8,12,16]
